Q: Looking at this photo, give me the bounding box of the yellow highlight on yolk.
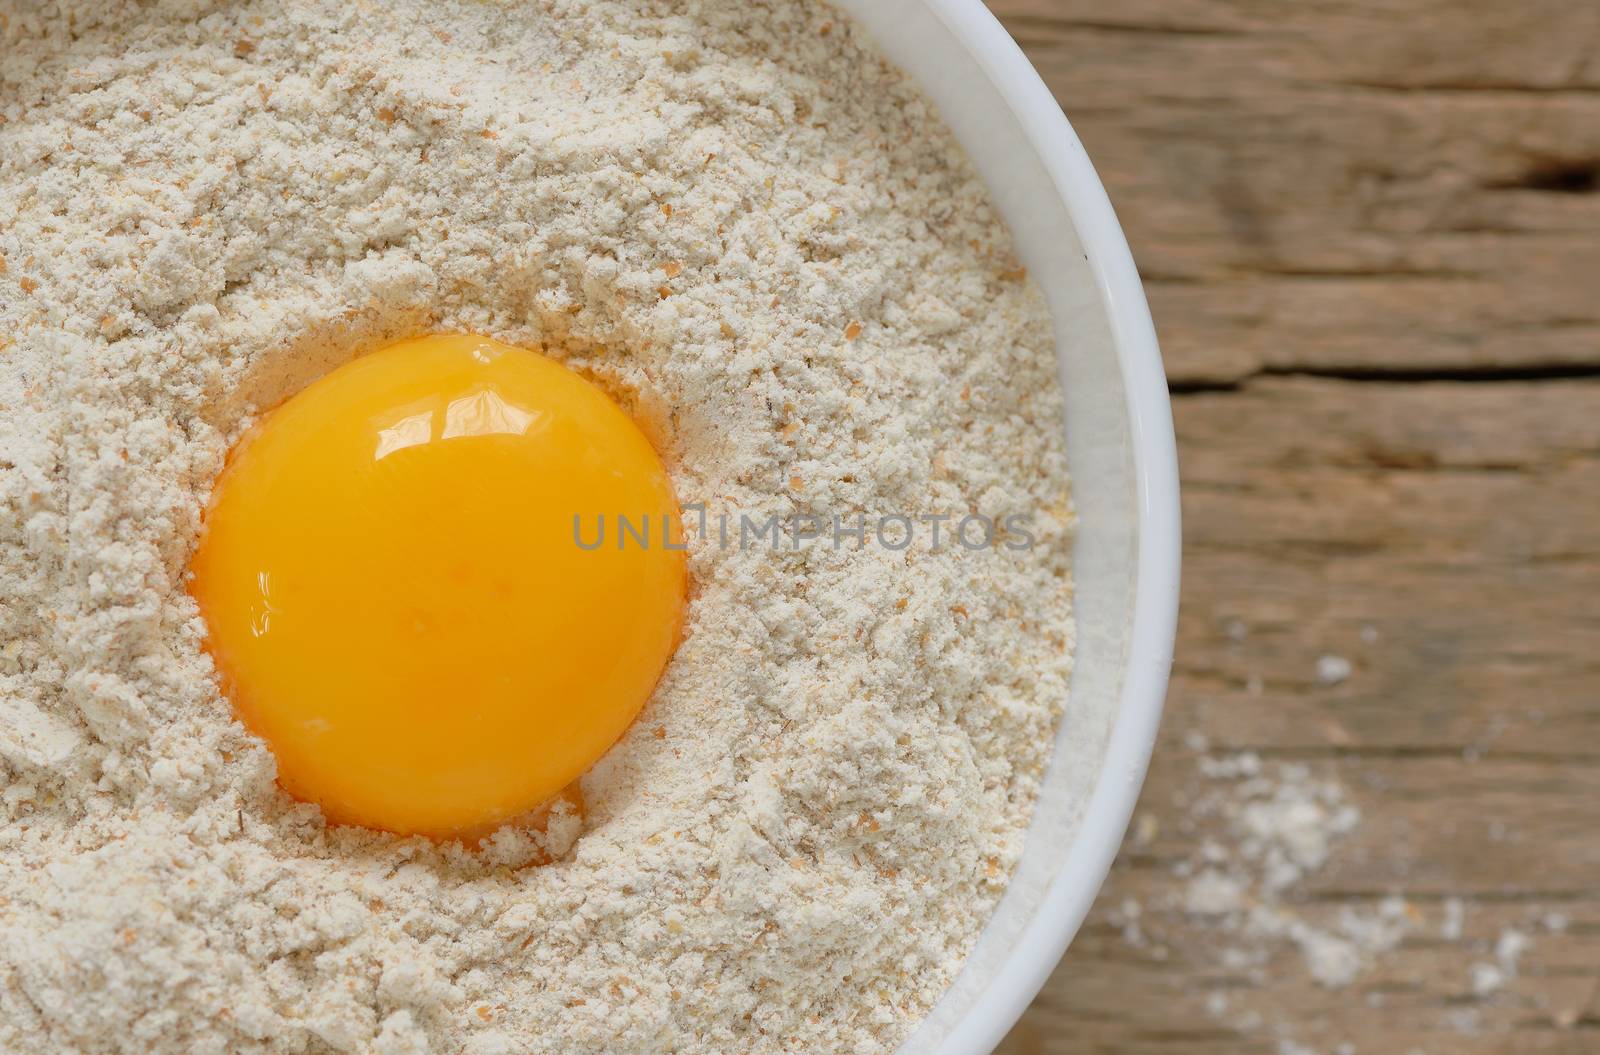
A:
[190,334,686,838]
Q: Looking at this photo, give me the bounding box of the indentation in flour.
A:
[200,299,437,434]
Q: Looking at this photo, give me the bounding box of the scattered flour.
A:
[1314,654,1352,686]
[1120,738,1572,1053]
[1175,755,1406,991]
[0,2,1074,1053]
[1470,927,1530,998]
[1440,897,1466,941]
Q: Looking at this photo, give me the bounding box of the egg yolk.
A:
[190,334,686,838]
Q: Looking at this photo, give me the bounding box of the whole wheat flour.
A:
[0,2,1074,1053]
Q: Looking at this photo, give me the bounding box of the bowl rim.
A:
[915,2,1181,1052]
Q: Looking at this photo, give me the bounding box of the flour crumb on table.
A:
[0,3,1074,1053]
[1102,735,1573,1054]
[1174,753,1407,991]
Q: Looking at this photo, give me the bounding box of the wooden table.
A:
[987,3,1600,1052]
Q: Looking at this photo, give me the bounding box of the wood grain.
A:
[986,2,1600,1052]
[993,0,1600,386]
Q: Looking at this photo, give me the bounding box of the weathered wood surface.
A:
[988,2,1600,1052]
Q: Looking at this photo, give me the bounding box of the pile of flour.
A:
[0,2,1073,1053]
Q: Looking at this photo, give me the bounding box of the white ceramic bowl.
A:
[826,1,1182,1051]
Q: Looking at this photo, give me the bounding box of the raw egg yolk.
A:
[190,334,686,838]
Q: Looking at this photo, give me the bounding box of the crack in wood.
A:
[1488,158,1600,195]
[1237,266,1481,281]
[1336,79,1600,97]
[1170,364,1600,395]
[998,13,1249,40]
[1207,745,1600,765]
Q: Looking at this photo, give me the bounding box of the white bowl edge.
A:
[827,2,1182,1052]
